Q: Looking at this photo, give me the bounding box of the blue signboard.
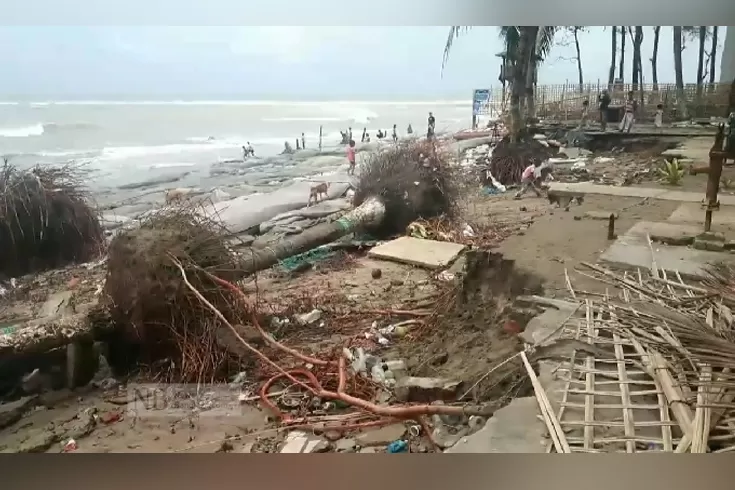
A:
[473,89,491,116]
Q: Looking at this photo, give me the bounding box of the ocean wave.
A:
[0,122,98,138]
[0,124,45,138]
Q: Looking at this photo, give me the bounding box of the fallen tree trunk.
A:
[238,197,386,275]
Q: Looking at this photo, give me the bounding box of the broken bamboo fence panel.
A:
[520,351,572,453]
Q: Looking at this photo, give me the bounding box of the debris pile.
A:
[538,262,735,453]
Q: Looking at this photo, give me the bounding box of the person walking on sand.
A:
[346,140,357,175]
[427,112,436,140]
[361,128,367,143]
[619,91,637,134]
[598,89,611,131]
[392,124,398,143]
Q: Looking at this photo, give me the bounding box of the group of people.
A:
[580,89,663,134]
[242,142,255,159]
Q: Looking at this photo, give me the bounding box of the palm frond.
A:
[441,26,471,76]
[535,26,558,61]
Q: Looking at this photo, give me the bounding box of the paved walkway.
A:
[548,182,735,206]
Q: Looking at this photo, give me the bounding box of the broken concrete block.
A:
[279,431,328,453]
[394,377,462,403]
[355,424,406,447]
[698,231,725,242]
[693,238,725,252]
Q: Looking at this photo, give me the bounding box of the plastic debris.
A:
[63,439,78,452]
[387,440,408,453]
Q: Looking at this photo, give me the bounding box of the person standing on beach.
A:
[348,127,353,142]
[407,124,413,135]
[427,112,436,140]
[598,89,611,131]
[392,124,398,143]
[619,91,637,134]
[578,100,590,130]
[301,133,306,149]
[346,140,357,175]
[361,128,367,143]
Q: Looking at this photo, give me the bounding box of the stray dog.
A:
[547,190,584,211]
[165,188,193,205]
[308,182,330,207]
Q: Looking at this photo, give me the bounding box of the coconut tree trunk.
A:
[524,27,540,123]
[573,27,584,92]
[709,26,719,86]
[697,26,707,101]
[619,26,626,81]
[673,26,689,120]
[509,27,532,141]
[651,26,661,90]
[237,197,386,274]
[608,27,617,87]
[631,27,643,90]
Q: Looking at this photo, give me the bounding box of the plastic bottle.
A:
[387,440,408,453]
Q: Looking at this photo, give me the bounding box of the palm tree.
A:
[673,26,689,119]
[650,26,661,90]
[709,26,719,86]
[619,26,626,81]
[566,26,586,92]
[631,26,644,90]
[442,26,557,141]
[608,27,617,86]
[696,26,708,102]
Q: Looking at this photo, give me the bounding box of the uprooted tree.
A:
[102,139,460,381]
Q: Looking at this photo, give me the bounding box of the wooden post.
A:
[608,214,616,240]
[705,125,727,232]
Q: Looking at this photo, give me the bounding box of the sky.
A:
[0,26,727,100]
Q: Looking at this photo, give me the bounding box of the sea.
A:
[0,99,473,210]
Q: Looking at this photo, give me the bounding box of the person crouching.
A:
[514,161,545,200]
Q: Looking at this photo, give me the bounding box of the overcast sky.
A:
[0,26,726,99]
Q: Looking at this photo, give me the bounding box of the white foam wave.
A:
[261,117,344,123]
[19,99,471,107]
[151,162,198,169]
[0,123,45,138]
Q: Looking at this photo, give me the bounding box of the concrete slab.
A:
[599,233,734,279]
[624,221,703,245]
[445,397,547,453]
[549,182,735,206]
[668,203,735,227]
[368,237,466,270]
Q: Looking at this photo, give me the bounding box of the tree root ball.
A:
[353,140,460,236]
[0,161,104,279]
[103,209,245,381]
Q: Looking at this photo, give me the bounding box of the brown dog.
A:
[308,182,330,207]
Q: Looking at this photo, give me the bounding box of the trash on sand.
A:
[387,440,408,453]
[462,224,475,238]
[63,439,78,452]
[571,161,587,172]
[437,270,455,282]
[295,309,322,326]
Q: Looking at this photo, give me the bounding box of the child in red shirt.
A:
[347,140,356,175]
